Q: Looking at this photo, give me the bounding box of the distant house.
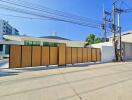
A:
[0,35,86,59]
[3,35,86,47]
[39,36,70,41]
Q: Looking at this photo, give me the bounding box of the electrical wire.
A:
[0,13,49,20]
[0,4,101,29]
[0,0,101,24]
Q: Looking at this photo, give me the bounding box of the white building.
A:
[0,19,20,59]
[0,19,19,39]
[109,31,132,60]
[0,40,21,59]
[3,35,86,47]
[89,42,115,63]
[92,30,132,62]
[0,35,86,59]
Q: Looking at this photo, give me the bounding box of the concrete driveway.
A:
[0,59,9,68]
[0,62,132,100]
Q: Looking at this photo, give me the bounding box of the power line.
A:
[0,4,101,29]
[0,13,49,20]
[0,0,101,24]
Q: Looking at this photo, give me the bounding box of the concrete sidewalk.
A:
[0,59,9,68]
[0,62,132,100]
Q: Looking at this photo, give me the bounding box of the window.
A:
[43,42,49,46]
[0,44,3,51]
[43,42,61,47]
[24,40,33,46]
[5,45,9,54]
[32,41,41,46]
[49,42,58,47]
[24,41,40,46]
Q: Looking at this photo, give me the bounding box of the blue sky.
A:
[0,0,132,41]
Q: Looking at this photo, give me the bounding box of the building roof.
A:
[0,39,21,45]
[122,30,132,36]
[109,30,132,38]
[39,36,71,41]
[109,30,132,43]
[3,35,87,47]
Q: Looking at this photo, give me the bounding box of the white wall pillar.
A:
[2,44,6,58]
[40,42,43,46]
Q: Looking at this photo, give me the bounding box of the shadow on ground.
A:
[0,62,101,77]
[0,72,19,77]
[12,62,101,72]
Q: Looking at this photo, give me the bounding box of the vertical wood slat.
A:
[21,46,32,67]
[59,44,66,65]
[32,46,41,67]
[9,45,101,68]
[72,48,77,64]
[83,48,87,62]
[92,48,97,62]
[77,48,83,63]
[9,45,21,68]
[87,48,92,62]
[66,47,72,64]
[41,46,50,66]
[96,48,101,61]
[50,47,58,65]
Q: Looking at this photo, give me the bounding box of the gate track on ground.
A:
[0,62,131,86]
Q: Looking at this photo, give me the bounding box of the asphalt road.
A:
[0,62,132,100]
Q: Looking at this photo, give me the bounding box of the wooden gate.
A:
[9,45,101,68]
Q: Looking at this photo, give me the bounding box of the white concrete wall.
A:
[101,46,115,62]
[0,51,3,59]
[124,43,132,60]
[89,42,115,62]
[66,42,85,47]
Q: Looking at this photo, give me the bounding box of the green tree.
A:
[95,38,103,43]
[85,34,103,47]
[85,34,95,45]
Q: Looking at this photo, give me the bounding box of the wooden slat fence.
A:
[9,45,101,68]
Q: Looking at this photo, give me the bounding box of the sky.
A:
[0,0,132,41]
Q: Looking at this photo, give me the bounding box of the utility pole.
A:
[117,13,122,61]
[116,8,124,61]
[102,6,111,42]
[112,0,123,61]
[103,8,107,42]
[112,1,118,61]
